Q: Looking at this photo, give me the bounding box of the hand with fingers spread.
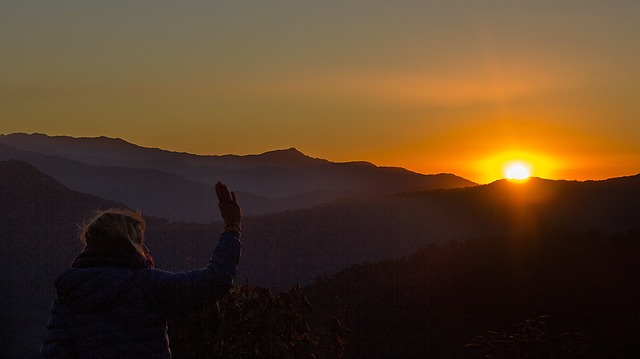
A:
[215,181,242,234]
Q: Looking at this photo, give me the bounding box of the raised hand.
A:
[215,181,242,231]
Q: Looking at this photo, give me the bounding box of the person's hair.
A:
[80,209,146,254]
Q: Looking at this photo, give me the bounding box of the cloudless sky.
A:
[2,1,639,183]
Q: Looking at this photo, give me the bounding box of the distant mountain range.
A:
[0,133,476,222]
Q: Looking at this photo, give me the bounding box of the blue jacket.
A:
[40,231,241,358]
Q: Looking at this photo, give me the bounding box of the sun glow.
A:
[473,150,559,184]
[503,161,532,181]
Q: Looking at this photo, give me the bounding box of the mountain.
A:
[304,227,640,358]
[0,142,369,222]
[237,175,640,287]
[0,132,476,200]
[0,133,325,171]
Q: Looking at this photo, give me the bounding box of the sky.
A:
[2,1,639,183]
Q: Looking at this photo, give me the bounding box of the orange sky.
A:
[2,1,639,183]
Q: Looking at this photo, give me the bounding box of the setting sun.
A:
[473,151,557,184]
[503,161,532,181]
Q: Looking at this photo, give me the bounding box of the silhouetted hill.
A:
[304,227,640,358]
[237,175,640,287]
[0,132,476,199]
[0,161,124,358]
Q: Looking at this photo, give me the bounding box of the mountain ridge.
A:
[0,133,477,222]
[0,132,471,179]
[0,133,331,169]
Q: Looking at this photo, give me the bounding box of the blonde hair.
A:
[80,208,147,256]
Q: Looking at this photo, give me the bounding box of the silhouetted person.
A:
[40,182,242,358]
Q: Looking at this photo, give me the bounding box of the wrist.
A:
[223,224,242,235]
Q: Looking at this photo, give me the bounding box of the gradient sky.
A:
[2,1,639,183]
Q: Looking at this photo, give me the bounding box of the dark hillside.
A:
[0,161,123,358]
[304,228,640,358]
[237,175,640,287]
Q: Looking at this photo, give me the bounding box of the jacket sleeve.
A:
[140,230,241,316]
[40,303,76,358]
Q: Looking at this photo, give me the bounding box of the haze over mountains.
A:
[0,133,476,222]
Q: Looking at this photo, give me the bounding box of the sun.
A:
[503,161,532,181]
[476,151,555,183]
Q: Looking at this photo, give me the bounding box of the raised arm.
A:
[140,181,242,315]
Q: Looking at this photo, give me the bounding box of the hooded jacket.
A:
[40,231,241,358]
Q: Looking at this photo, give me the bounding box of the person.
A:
[40,182,242,358]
